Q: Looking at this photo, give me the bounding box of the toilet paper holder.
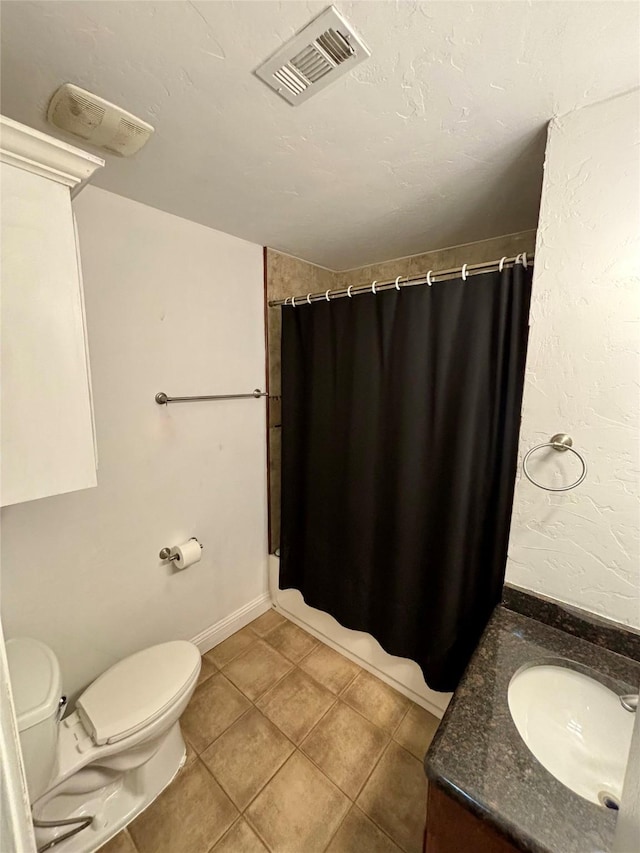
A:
[159,538,203,562]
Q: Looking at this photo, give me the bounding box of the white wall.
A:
[506,90,640,628]
[0,186,268,698]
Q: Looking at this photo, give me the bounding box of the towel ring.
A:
[523,433,587,491]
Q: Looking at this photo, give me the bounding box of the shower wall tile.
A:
[269,425,282,549]
[334,230,537,289]
[265,232,537,552]
[265,249,336,551]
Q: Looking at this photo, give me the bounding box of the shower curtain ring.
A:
[515,253,522,266]
[347,285,354,298]
[371,280,378,294]
[292,296,297,307]
[461,263,468,281]
[521,252,528,269]
[306,293,312,304]
[426,271,433,286]
[325,290,331,301]
[499,257,507,272]
[395,276,402,290]
[284,297,291,305]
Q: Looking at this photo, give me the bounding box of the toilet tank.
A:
[6,637,62,803]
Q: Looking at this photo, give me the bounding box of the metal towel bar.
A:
[155,389,268,405]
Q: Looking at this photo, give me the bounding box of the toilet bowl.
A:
[7,637,201,853]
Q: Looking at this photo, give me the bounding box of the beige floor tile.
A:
[223,640,293,701]
[249,608,286,637]
[342,671,409,734]
[129,759,238,853]
[246,751,350,853]
[393,704,440,760]
[299,644,361,694]
[181,673,251,753]
[264,620,319,663]
[201,707,294,809]
[326,806,402,853]
[357,742,427,853]
[211,819,269,853]
[196,655,217,687]
[97,829,137,853]
[257,668,335,744]
[183,733,197,766]
[301,701,388,798]
[205,626,257,668]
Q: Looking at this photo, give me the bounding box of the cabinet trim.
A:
[0,115,103,189]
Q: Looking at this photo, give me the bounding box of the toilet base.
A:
[32,721,187,853]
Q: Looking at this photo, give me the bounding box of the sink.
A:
[508,663,634,807]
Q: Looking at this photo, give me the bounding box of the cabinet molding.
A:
[0,115,103,190]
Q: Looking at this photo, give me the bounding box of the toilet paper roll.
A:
[170,538,202,570]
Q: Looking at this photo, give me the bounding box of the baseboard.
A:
[190,592,272,655]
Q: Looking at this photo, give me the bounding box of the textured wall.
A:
[506,91,640,628]
[1,187,268,699]
[266,231,536,550]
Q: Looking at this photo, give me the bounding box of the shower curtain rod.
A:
[268,252,534,307]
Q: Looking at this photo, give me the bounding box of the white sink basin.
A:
[508,663,634,807]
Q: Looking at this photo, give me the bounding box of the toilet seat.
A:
[76,641,201,746]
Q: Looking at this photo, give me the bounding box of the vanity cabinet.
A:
[0,116,104,506]
[424,785,520,853]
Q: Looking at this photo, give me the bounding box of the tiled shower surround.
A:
[265,230,537,550]
[99,609,439,853]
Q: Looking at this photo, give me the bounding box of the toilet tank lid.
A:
[76,641,201,746]
[6,638,62,732]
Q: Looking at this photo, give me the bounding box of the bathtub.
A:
[268,554,450,718]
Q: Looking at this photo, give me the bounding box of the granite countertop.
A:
[424,606,640,853]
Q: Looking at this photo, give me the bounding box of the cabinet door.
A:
[1,162,97,506]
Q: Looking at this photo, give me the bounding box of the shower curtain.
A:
[279,266,533,692]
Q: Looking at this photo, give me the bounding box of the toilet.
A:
[6,637,201,853]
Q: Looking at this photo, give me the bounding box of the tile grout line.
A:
[294,691,339,746]
[175,615,422,853]
[199,640,337,827]
[354,739,425,853]
[243,803,276,852]
[317,787,353,853]
[204,814,243,853]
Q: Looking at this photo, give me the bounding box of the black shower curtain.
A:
[279,266,533,692]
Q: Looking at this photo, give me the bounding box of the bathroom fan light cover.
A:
[47,83,154,157]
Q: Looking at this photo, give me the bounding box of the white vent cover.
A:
[47,84,154,157]
[254,6,370,105]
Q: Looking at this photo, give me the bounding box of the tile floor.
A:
[100,609,440,853]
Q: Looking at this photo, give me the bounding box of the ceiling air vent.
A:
[254,6,370,106]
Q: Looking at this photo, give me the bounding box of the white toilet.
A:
[7,637,201,853]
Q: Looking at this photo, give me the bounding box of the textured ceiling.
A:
[1,1,638,269]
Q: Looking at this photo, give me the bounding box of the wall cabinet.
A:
[0,116,103,506]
